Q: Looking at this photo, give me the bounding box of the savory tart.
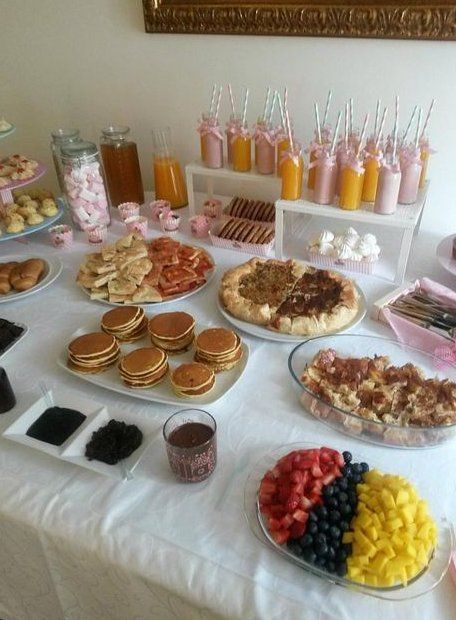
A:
[219,258,359,336]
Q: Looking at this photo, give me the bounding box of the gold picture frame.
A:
[143,0,456,40]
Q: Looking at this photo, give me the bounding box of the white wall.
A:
[1,0,455,234]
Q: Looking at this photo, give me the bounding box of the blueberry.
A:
[340,503,352,517]
[352,474,362,485]
[343,451,352,464]
[308,511,318,522]
[326,497,338,509]
[315,557,326,567]
[318,520,329,532]
[337,492,349,504]
[315,532,327,545]
[287,541,302,556]
[303,548,316,563]
[326,560,336,573]
[316,505,328,519]
[336,548,348,562]
[308,522,318,535]
[329,525,341,540]
[323,485,334,498]
[336,562,347,577]
[315,542,328,557]
[360,462,369,473]
[338,478,348,491]
[348,491,358,506]
[329,510,341,523]
[342,543,352,555]
[352,463,362,474]
[327,546,336,560]
[340,520,350,532]
[300,533,313,548]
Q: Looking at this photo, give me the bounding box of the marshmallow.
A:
[63,160,110,229]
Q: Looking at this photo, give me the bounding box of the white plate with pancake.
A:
[216,284,367,343]
[57,321,250,406]
[0,256,63,303]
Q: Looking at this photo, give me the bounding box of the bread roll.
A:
[10,258,45,292]
[0,262,19,294]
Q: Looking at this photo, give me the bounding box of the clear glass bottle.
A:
[60,141,111,230]
[152,127,188,209]
[100,125,144,207]
[50,128,81,193]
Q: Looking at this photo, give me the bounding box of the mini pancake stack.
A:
[67,332,120,374]
[170,362,215,398]
[101,306,147,342]
[148,311,195,354]
[118,346,168,388]
[194,327,243,372]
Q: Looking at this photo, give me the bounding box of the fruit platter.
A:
[244,443,454,600]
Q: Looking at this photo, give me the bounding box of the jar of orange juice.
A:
[281,145,303,201]
[225,114,241,166]
[152,127,188,209]
[339,154,365,210]
[232,125,252,172]
[361,148,382,202]
[276,127,291,177]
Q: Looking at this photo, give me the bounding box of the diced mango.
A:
[386,517,403,532]
[396,489,409,506]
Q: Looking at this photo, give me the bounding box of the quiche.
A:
[219,257,359,335]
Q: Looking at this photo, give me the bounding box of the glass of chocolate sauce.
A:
[163,409,216,483]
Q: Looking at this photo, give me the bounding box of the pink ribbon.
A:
[308,153,336,170]
[230,126,251,145]
[419,139,437,156]
[253,126,276,146]
[344,153,364,175]
[280,148,302,167]
[399,147,422,171]
[364,150,383,163]
[305,140,326,156]
[197,120,223,141]
[380,161,401,174]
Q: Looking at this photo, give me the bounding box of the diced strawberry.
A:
[268,517,282,531]
[311,464,324,478]
[269,504,286,517]
[278,459,293,474]
[285,493,300,512]
[309,492,322,505]
[281,513,295,529]
[321,472,336,486]
[278,484,292,503]
[311,479,324,493]
[259,480,277,495]
[290,470,304,484]
[292,509,309,524]
[270,529,290,545]
[321,447,344,467]
[259,492,273,505]
[291,482,304,496]
[263,471,276,482]
[300,496,313,510]
[271,466,281,479]
[260,505,273,518]
[289,520,307,539]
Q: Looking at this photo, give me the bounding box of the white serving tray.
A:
[0,256,63,304]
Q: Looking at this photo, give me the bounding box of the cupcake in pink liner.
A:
[203,199,222,219]
[49,224,73,248]
[150,199,171,222]
[159,212,180,234]
[125,215,148,237]
[189,215,212,238]
[86,224,107,244]
[118,202,140,221]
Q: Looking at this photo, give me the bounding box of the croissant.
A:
[0,262,19,294]
[10,258,45,292]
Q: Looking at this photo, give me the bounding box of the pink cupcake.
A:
[189,215,212,238]
[49,224,73,248]
[118,202,140,221]
[159,212,180,234]
[125,215,148,237]
[86,224,107,244]
[203,198,222,219]
[150,199,171,222]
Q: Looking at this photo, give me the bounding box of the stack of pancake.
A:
[67,332,120,374]
[194,328,243,372]
[148,311,195,354]
[118,347,168,388]
[101,306,147,342]
[170,362,215,398]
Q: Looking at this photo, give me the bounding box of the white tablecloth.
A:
[0,206,455,620]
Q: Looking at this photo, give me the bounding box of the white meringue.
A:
[350,251,363,262]
[361,233,377,245]
[371,244,381,256]
[333,235,345,249]
[319,229,334,244]
[319,242,334,256]
[337,243,353,260]
[344,233,359,249]
[345,227,359,238]
[357,240,375,257]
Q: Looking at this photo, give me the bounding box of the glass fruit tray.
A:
[288,334,456,449]
[244,442,455,601]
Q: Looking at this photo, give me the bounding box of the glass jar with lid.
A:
[60,141,111,230]
[50,128,81,192]
[100,125,144,207]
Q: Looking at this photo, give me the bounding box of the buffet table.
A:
[0,205,455,620]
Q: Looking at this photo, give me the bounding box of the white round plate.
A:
[0,200,64,242]
[0,256,63,303]
[79,249,216,307]
[436,234,456,277]
[0,124,16,140]
[217,283,366,343]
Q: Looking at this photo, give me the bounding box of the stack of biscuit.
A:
[67,332,120,374]
[194,328,243,372]
[118,347,168,389]
[216,217,274,245]
[224,197,275,223]
[170,362,215,398]
[148,311,195,354]
[101,307,147,343]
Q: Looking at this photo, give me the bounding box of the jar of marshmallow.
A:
[307,228,381,275]
[60,141,111,230]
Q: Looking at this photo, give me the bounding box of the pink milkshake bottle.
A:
[198,112,223,169]
[374,154,401,215]
[398,145,422,204]
[254,118,276,175]
[313,111,341,205]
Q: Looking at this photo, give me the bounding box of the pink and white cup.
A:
[125,215,148,237]
[189,215,212,238]
[203,198,222,219]
[159,212,180,234]
[86,224,107,244]
[118,202,140,221]
[49,224,73,249]
[150,199,171,222]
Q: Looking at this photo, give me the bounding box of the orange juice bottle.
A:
[152,127,188,209]
[281,146,303,200]
[276,127,290,176]
[419,137,431,188]
[339,156,365,210]
[232,126,252,172]
[361,151,381,202]
[307,147,319,190]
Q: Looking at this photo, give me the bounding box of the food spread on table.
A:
[0,258,45,294]
[26,406,86,446]
[259,447,437,588]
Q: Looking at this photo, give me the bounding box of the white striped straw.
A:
[344,102,349,150]
[277,91,285,127]
[349,98,354,134]
[262,86,271,122]
[284,87,288,115]
[242,88,249,126]
[392,95,399,163]
[374,99,381,137]
[401,105,417,146]
[215,85,223,120]
[285,107,294,153]
[414,108,423,149]
[420,98,436,140]
[322,90,332,127]
[228,83,236,116]
[314,102,322,144]
[330,111,342,156]
[268,91,277,124]
[209,84,217,116]
[356,113,369,157]
[374,106,388,151]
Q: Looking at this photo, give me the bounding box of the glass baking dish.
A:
[243,442,455,601]
[288,334,456,449]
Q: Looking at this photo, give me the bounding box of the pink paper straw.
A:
[215,85,223,120]
[330,111,342,156]
[374,106,388,151]
[228,83,236,116]
[356,113,369,157]
[285,108,294,153]
[420,98,436,140]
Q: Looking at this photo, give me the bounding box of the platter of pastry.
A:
[218,257,366,342]
[0,155,46,190]
[57,309,249,406]
[0,256,63,303]
[77,234,215,306]
[0,193,64,241]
